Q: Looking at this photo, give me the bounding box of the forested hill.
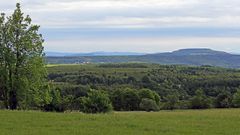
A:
[47,63,240,111]
[46,48,240,68]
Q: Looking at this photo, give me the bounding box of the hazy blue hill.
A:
[148,48,230,56]
[45,51,145,57]
[46,48,240,68]
[173,48,229,55]
[45,52,74,57]
[142,49,240,68]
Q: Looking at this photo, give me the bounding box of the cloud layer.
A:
[1,0,240,52]
[2,0,240,28]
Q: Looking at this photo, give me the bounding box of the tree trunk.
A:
[8,68,17,110]
[9,90,17,110]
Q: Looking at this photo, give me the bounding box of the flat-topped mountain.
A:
[148,48,230,56]
[171,48,229,56]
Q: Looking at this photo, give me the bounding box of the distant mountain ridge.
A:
[46,48,240,68]
[45,51,146,57]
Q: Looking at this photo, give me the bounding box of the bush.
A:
[215,92,232,108]
[139,89,155,100]
[0,101,5,109]
[178,100,191,109]
[139,98,159,112]
[191,96,212,109]
[81,90,112,113]
[111,88,140,111]
[138,89,160,104]
[162,94,179,110]
[190,89,212,109]
[233,90,240,108]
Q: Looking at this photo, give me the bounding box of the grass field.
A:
[1,109,240,135]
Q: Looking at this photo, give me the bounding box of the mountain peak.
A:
[172,48,229,56]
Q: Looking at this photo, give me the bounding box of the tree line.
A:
[43,84,240,113]
[46,63,240,113]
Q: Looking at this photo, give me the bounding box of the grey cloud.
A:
[2,0,240,53]
[2,0,240,28]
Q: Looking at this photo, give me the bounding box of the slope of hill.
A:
[46,48,240,68]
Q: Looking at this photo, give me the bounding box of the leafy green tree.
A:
[162,94,179,110]
[142,76,151,84]
[0,13,9,108]
[138,88,160,105]
[178,100,190,109]
[62,95,75,111]
[139,89,155,100]
[111,88,140,111]
[111,89,124,111]
[44,88,62,112]
[153,92,161,105]
[121,88,140,111]
[81,90,112,113]
[139,98,159,112]
[215,92,232,108]
[0,3,48,109]
[233,89,240,108]
[190,89,212,109]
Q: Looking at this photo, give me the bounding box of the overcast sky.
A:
[2,0,240,53]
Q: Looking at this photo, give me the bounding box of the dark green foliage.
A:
[233,89,240,107]
[178,100,191,109]
[81,90,112,113]
[44,88,63,112]
[162,94,179,110]
[98,63,149,68]
[215,92,232,108]
[119,88,140,111]
[138,89,160,104]
[111,88,160,111]
[47,63,240,111]
[138,89,154,100]
[0,3,49,110]
[111,88,140,111]
[190,89,212,109]
[139,98,159,112]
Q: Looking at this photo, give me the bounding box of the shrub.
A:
[162,94,179,110]
[138,89,160,104]
[178,100,191,109]
[111,88,140,111]
[139,89,155,100]
[215,92,232,108]
[0,101,5,109]
[44,88,64,112]
[190,89,212,109]
[81,90,112,113]
[233,90,240,108]
[139,98,159,112]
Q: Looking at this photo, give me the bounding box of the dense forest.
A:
[47,63,240,112]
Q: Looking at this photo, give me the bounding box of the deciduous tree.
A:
[0,3,49,109]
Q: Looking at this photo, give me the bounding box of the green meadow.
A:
[1,109,240,135]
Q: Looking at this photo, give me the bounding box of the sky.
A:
[1,0,240,53]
